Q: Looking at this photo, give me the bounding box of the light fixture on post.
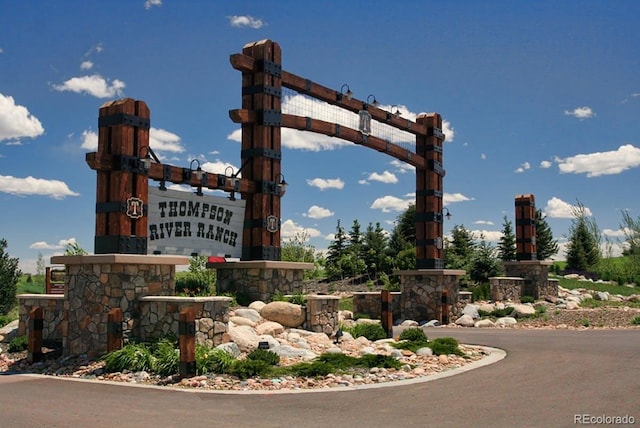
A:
[337,84,352,101]
[190,159,204,196]
[224,165,239,201]
[138,146,153,172]
[391,105,402,118]
[367,94,379,108]
[276,173,288,196]
[443,207,452,221]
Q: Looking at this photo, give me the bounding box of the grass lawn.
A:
[555,276,638,296]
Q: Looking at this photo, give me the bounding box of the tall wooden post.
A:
[515,194,537,261]
[93,98,150,254]
[380,290,393,338]
[239,40,283,261]
[28,307,43,363]
[107,308,123,352]
[179,307,196,377]
[415,113,446,269]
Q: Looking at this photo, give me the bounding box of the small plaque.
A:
[266,215,279,233]
[126,197,144,219]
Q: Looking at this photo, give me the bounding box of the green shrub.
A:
[534,304,547,314]
[631,316,640,325]
[339,297,353,312]
[246,348,280,366]
[315,352,358,368]
[399,327,427,342]
[196,346,236,375]
[344,322,387,341]
[8,335,28,352]
[478,306,514,318]
[288,361,333,377]
[520,296,535,304]
[0,314,12,328]
[101,343,156,373]
[428,337,464,356]
[174,274,210,296]
[287,291,306,306]
[149,339,179,376]
[470,283,490,301]
[356,354,402,369]
[228,359,271,379]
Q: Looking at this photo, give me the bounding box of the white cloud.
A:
[80,130,98,150]
[227,129,241,142]
[305,205,334,219]
[280,219,321,238]
[544,197,592,219]
[370,195,412,213]
[471,230,503,242]
[474,220,494,226]
[556,144,640,177]
[306,177,344,191]
[358,179,369,185]
[390,159,415,174]
[564,106,595,119]
[201,159,239,176]
[443,192,473,205]
[481,153,486,160]
[29,237,79,250]
[53,74,125,98]
[366,170,398,184]
[540,160,552,169]
[0,93,45,142]
[80,61,93,70]
[514,161,531,173]
[603,228,627,238]
[0,175,80,199]
[228,15,265,29]
[144,0,162,9]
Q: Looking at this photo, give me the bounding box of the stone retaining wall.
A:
[138,296,231,347]
[503,260,555,299]
[489,277,525,301]
[397,270,465,323]
[304,295,340,335]
[17,294,65,344]
[352,292,402,320]
[211,261,313,302]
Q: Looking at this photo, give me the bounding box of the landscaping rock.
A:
[423,320,440,328]
[474,319,495,328]
[255,321,285,336]
[478,303,495,313]
[227,325,260,352]
[229,316,256,327]
[455,314,475,327]
[462,304,479,319]
[260,301,305,328]
[216,342,241,358]
[271,344,317,361]
[400,320,419,327]
[567,301,580,310]
[234,308,262,323]
[495,317,518,326]
[248,301,266,312]
[512,304,536,318]
[416,347,433,356]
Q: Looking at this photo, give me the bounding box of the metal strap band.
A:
[99,113,150,130]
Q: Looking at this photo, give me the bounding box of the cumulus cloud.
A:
[544,197,592,219]
[80,127,185,153]
[471,230,503,242]
[370,195,412,213]
[474,220,494,226]
[30,237,79,250]
[80,61,93,70]
[0,93,45,142]
[564,106,595,119]
[305,205,334,219]
[0,175,80,199]
[144,0,161,9]
[53,74,125,98]
[515,161,531,173]
[540,160,552,169]
[280,219,321,239]
[306,177,344,191]
[80,130,98,150]
[389,159,415,174]
[201,159,239,176]
[366,170,398,184]
[228,15,265,29]
[556,144,640,177]
[443,192,473,205]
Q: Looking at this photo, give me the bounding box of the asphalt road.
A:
[1,329,638,428]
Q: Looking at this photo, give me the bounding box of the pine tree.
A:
[347,219,364,260]
[0,239,22,315]
[470,235,502,283]
[363,222,390,278]
[497,215,516,261]
[565,203,600,271]
[535,209,559,260]
[326,220,349,280]
[444,225,475,270]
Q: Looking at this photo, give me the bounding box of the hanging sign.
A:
[147,187,245,257]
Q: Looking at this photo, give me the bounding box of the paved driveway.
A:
[1,329,638,428]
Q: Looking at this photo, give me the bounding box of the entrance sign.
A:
[147,187,245,257]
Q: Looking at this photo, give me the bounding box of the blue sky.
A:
[1,1,639,273]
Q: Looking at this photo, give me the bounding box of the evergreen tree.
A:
[470,235,502,283]
[363,222,390,278]
[347,219,364,261]
[326,220,349,280]
[535,209,559,260]
[444,224,476,270]
[497,215,516,261]
[0,239,22,315]
[565,203,600,270]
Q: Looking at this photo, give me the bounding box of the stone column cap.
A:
[207,260,314,270]
[51,254,190,265]
[394,269,466,276]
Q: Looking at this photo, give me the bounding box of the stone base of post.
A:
[502,260,555,299]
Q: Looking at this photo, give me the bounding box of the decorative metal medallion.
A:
[358,110,372,136]
[266,215,280,233]
[435,236,443,250]
[126,197,144,219]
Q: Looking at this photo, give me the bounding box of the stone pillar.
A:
[397,269,465,323]
[503,260,554,300]
[305,295,340,335]
[209,260,313,302]
[51,254,188,357]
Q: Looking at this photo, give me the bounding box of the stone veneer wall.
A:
[138,296,231,347]
[304,295,340,335]
[489,277,525,301]
[397,270,465,323]
[352,292,402,320]
[17,294,65,344]
[51,254,188,356]
[210,261,314,302]
[503,260,555,299]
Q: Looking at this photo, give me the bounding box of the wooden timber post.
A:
[28,307,43,363]
[93,98,150,254]
[179,307,196,377]
[415,113,446,269]
[239,40,284,261]
[380,290,393,338]
[515,194,537,261]
[107,308,123,352]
